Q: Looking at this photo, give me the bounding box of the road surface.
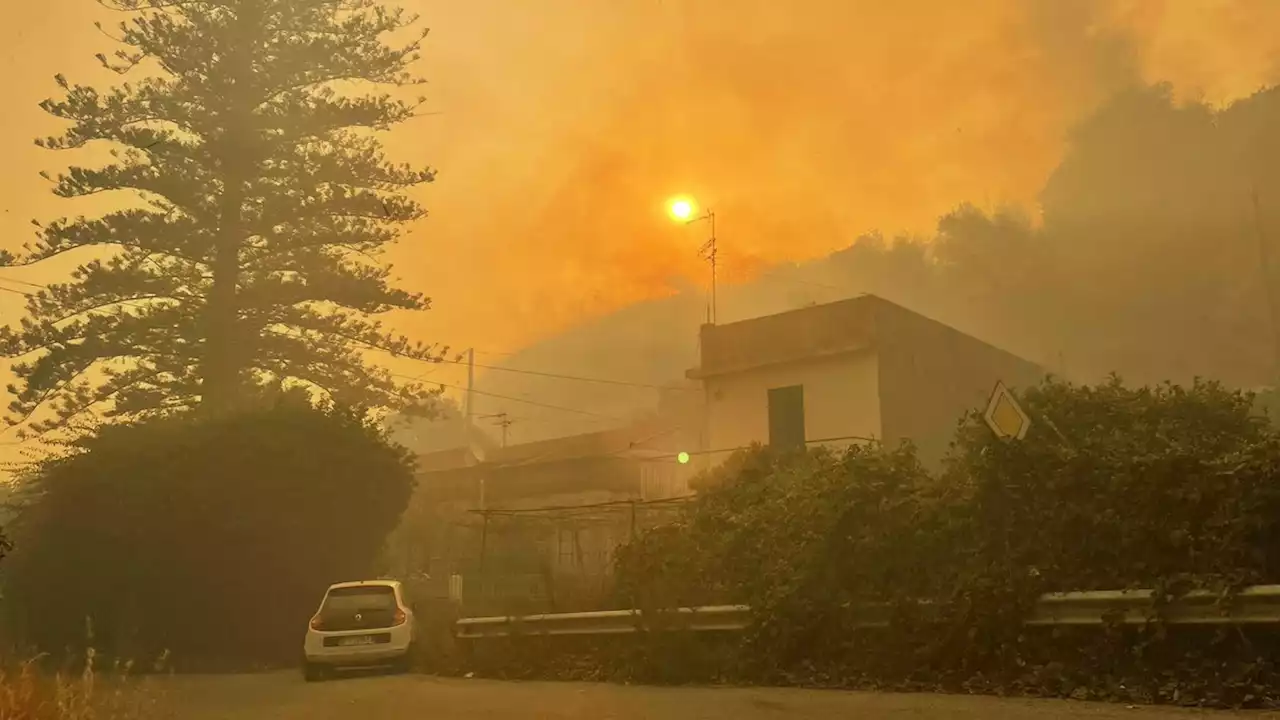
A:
[155,671,1275,720]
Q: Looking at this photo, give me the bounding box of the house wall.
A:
[484,457,640,505]
[397,422,699,612]
[492,488,618,578]
[873,299,1046,468]
[652,387,709,496]
[639,459,691,500]
[702,350,883,456]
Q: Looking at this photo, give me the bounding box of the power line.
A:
[0,276,49,290]
[0,284,33,297]
[417,375,623,421]
[0,276,161,308]
[440,356,692,391]
[1,276,692,421]
[0,275,40,297]
[3,275,687,392]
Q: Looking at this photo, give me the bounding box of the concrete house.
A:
[688,294,1045,469]
[390,413,701,612]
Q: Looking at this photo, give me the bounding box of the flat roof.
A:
[689,294,883,379]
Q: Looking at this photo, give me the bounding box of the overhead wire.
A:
[447,357,690,391]
[393,349,682,392]
[0,276,50,291]
[0,273,673,426]
[0,284,33,297]
[4,273,689,392]
[412,375,624,422]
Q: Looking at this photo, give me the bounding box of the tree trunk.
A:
[200,7,258,412]
[201,187,244,411]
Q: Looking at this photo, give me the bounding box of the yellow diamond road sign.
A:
[983,381,1031,441]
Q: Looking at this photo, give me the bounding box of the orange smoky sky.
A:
[2,0,1280,360]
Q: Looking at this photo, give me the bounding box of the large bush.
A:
[1,396,416,670]
[946,376,1280,592]
[613,376,1280,705]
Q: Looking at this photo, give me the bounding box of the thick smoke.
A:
[369,0,1280,355]
[5,0,1280,451]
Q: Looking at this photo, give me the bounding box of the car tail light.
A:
[393,608,407,626]
[309,615,324,631]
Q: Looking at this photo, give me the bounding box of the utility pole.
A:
[696,211,717,324]
[479,412,514,448]
[464,347,475,429]
[668,199,718,324]
[463,347,484,510]
[495,413,513,448]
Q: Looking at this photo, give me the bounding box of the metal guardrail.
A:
[1029,585,1280,626]
[456,605,750,639]
[455,585,1280,639]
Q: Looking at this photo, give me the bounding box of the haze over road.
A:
[161,673,1270,720]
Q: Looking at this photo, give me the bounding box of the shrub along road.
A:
[160,672,1275,719]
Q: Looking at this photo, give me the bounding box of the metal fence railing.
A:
[455,585,1280,639]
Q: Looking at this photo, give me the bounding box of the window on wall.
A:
[767,385,806,449]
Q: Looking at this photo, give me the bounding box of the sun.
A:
[667,196,696,221]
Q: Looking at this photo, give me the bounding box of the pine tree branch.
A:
[29,367,169,434]
[22,294,189,331]
[8,0,439,432]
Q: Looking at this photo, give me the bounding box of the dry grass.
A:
[0,649,171,720]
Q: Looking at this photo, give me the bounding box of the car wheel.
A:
[303,661,326,682]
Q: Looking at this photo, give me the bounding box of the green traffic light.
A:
[677,451,690,464]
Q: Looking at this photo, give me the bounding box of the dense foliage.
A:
[0,395,415,670]
[608,377,1280,707]
[0,0,445,435]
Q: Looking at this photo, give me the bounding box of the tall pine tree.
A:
[0,0,447,435]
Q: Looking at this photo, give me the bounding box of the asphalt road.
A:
[156,671,1275,720]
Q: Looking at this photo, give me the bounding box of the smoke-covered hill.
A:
[465,84,1280,445]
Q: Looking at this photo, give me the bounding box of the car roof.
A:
[327,579,400,591]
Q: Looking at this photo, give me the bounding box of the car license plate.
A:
[338,635,374,647]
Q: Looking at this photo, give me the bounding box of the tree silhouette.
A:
[0,0,448,435]
[2,398,417,666]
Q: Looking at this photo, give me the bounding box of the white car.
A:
[302,579,416,681]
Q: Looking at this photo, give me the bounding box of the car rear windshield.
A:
[322,586,397,612]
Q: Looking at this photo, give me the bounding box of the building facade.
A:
[689,294,1045,469]
[392,294,1041,611]
[389,417,700,613]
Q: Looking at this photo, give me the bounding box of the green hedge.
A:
[604,376,1280,707]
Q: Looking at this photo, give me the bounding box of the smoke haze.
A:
[4,0,1280,450]
[385,0,1280,351]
